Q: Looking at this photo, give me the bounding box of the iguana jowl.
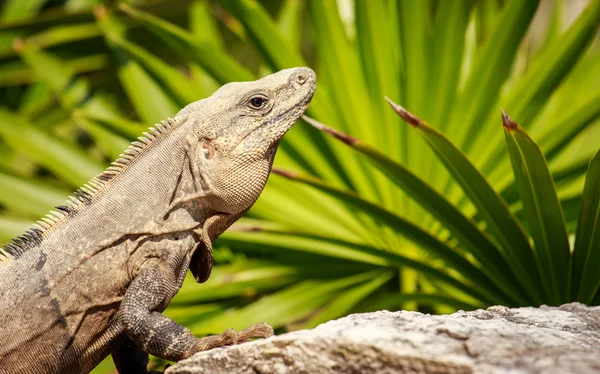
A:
[0,67,316,373]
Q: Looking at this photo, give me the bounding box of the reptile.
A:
[0,67,316,374]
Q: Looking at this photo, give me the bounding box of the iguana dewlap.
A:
[0,67,315,374]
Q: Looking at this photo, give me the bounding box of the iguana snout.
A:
[229,66,316,158]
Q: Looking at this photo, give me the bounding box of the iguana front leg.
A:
[117,267,273,371]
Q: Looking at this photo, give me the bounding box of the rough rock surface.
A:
[166,303,600,374]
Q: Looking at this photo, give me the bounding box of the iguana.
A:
[0,67,316,374]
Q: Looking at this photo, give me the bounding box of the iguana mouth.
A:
[233,102,307,151]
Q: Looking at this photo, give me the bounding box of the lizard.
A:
[0,67,316,374]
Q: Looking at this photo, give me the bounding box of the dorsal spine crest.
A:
[0,116,185,261]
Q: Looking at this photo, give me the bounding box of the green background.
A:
[0,1,599,372]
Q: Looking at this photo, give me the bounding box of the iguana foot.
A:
[186,322,274,357]
[236,322,274,343]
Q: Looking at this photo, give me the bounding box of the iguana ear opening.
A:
[189,243,213,283]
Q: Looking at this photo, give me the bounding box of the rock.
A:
[166,303,600,374]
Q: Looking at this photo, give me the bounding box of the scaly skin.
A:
[0,67,316,374]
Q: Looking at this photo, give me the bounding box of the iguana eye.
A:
[247,95,268,110]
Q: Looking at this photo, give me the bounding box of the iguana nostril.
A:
[296,74,307,85]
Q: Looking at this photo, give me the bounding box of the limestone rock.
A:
[166,303,600,374]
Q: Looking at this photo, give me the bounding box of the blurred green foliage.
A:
[0,0,599,372]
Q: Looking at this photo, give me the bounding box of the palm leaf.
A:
[503,111,570,304]
[572,150,600,303]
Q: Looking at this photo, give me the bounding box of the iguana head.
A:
[176,67,316,214]
[175,68,315,283]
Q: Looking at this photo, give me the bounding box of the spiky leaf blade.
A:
[503,112,570,304]
[572,150,600,303]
